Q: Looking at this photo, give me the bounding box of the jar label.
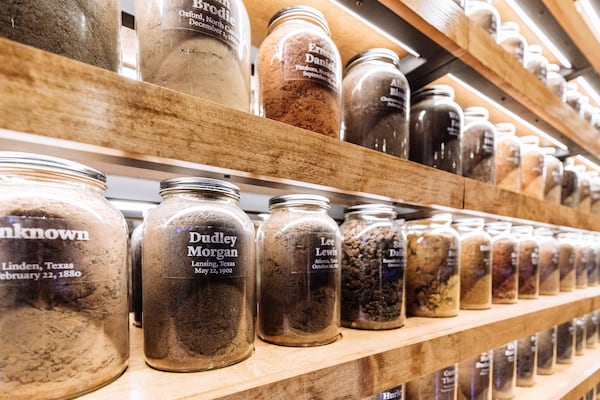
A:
[508,144,521,166]
[378,385,403,400]
[505,342,515,362]
[482,128,495,155]
[289,232,339,274]
[283,40,339,93]
[379,79,407,113]
[447,110,462,137]
[382,239,406,270]
[161,0,241,51]
[477,353,491,376]
[440,366,456,393]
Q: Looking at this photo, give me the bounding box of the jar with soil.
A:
[453,218,491,310]
[525,45,548,84]
[494,123,521,192]
[575,234,591,288]
[130,221,144,328]
[142,178,255,371]
[466,0,500,41]
[534,227,560,295]
[579,170,594,214]
[516,334,537,387]
[405,214,460,317]
[486,222,518,304]
[342,48,410,158]
[458,351,491,400]
[405,364,457,400]
[0,1,120,72]
[520,136,545,200]
[557,319,576,364]
[513,225,540,299]
[575,316,587,356]
[256,6,342,138]
[566,83,583,112]
[579,96,591,119]
[461,107,496,184]
[340,204,407,330]
[589,176,600,215]
[557,232,577,291]
[546,64,567,102]
[0,152,129,400]
[498,21,527,65]
[562,164,580,208]
[257,194,341,346]
[542,148,563,204]
[537,326,557,375]
[492,341,517,400]
[586,313,598,349]
[584,234,599,286]
[365,385,404,400]
[136,0,251,111]
[409,85,463,175]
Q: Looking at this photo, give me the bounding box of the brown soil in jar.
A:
[561,169,579,208]
[518,239,539,298]
[491,238,518,303]
[520,151,545,200]
[458,353,491,400]
[538,243,559,295]
[559,241,576,291]
[575,245,589,288]
[495,139,520,192]
[460,235,491,309]
[544,157,562,204]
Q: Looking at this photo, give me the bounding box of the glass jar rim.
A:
[267,6,330,36]
[159,177,240,199]
[345,48,400,72]
[463,106,490,120]
[412,85,455,102]
[344,203,397,217]
[269,194,330,209]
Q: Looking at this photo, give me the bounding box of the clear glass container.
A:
[136,0,251,111]
[462,107,496,184]
[562,164,580,209]
[578,169,593,214]
[525,45,548,84]
[586,313,598,349]
[406,365,457,400]
[566,83,583,112]
[256,6,342,138]
[537,326,557,375]
[492,341,517,400]
[0,152,129,399]
[130,221,144,328]
[557,232,577,291]
[486,222,518,304]
[585,234,599,286]
[0,1,120,72]
[557,319,576,364]
[143,178,255,371]
[546,64,567,102]
[498,21,527,65]
[516,334,538,387]
[512,225,539,299]
[257,194,341,346]
[494,123,521,192]
[579,96,591,119]
[342,48,410,158]
[542,148,563,204]
[466,0,500,41]
[458,351,492,400]
[575,316,587,356]
[590,175,600,215]
[340,204,407,329]
[535,227,560,295]
[520,136,545,200]
[575,233,591,288]
[409,85,464,175]
[453,218,492,310]
[405,213,460,317]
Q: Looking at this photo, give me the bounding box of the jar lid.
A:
[453,217,485,226]
[494,122,516,134]
[344,203,397,216]
[528,44,543,54]
[0,151,106,183]
[159,177,240,199]
[501,21,520,32]
[463,106,490,120]
[534,227,555,236]
[345,48,401,72]
[512,225,534,235]
[485,221,512,231]
[412,85,455,102]
[519,135,540,145]
[269,194,330,209]
[267,6,330,35]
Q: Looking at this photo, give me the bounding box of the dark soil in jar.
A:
[492,343,516,399]
[518,239,539,298]
[516,335,537,386]
[557,321,575,363]
[458,353,491,400]
[537,328,556,374]
[491,238,518,303]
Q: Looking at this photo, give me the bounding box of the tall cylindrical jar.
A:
[535,227,560,295]
[462,107,496,184]
[520,136,545,200]
[492,341,517,400]
[513,225,540,299]
[340,204,407,330]
[586,312,598,349]
[256,6,342,138]
[257,194,341,346]
[409,85,464,175]
[584,234,599,286]
[458,351,492,400]
[575,316,587,356]
[537,326,557,375]
[494,123,521,192]
[542,148,563,204]
[342,49,410,158]
[486,222,518,304]
[0,2,120,72]
[590,175,600,215]
[453,218,492,310]
[516,334,537,387]
[136,0,251,111]
[546,64,567,102]
[575,234,591,288]
[142,178,255,371]
[525,45,548,84]
[498,21,527,65]
[406,214,460,317]
[130,221,144,328]
[579,170,594,214]
[557,232,577,291]
[562,163,580,208]
[0,152,129,400]
[566,83,583,112]
[406,365,457,400]
[557,319,576,364]
[466,0,500,41]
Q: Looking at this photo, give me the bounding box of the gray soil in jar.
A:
[537,328,556,374]
[556,320,575,363]
[516,335,537,386]
[0,1,120,71]
[492,343,516,399]
[461,123,494,184]
[458,353,491,400]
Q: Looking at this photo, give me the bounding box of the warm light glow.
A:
[576,76,600,107]
[447,74,569,150]
[504,0,572,69]
[575,155,600,173]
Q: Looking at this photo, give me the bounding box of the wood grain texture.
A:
[79,288,600,400]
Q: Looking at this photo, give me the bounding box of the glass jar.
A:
[535,227,560,295]
[575,316,587,356]
[340,204,407,329]
[586,313,598,349]
[462,107,496,184]
[486,222,518,304]
[342,48,410,158]
[409,85,463,175]
[143,177,255,371]
[525,45,548,84]
[494,123,521,192]
[546,64,567,102]
[498,21,527,65]
[537,326,557,375]
[566,83,583,112]
[256,6,342,138]
[557,232,577,291]
[557,319,576,364]
[130,221,144,328]
[0,152,129,399]
[365,385,404,400]
[516,334,537,387]
[492,341,517,400]
[257,194,341,346]
[542,148,563,204]
[512,225,539,299]
[406,365,457,400]
[562,164,580,208]
[458,351,492,400]
[453,218,492,310]
[590,175,600,215]
[575,234,591,288]
[585,234,599,286]
[406,214,460,317]
[136,0,251,111]
[0,2,120,72]
[466,0,500,41]
[578,169,593,214]
[579,97,591,119]
[520,136,545,200]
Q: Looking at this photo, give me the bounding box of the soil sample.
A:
[586,313,598,349]
[492,341,517,400]
[575,316,586,356]
[458,352,491,400]
[516,334,537,387]
[578,170,592,214]
[543,151,563,204]
[562,167,580,209]
[537,326,557,375]
[513,226,540,299]
[585,235,599,286]
[536,228,559,295]
[520,136,545,200]
[557,320,575,364]
[494,123,521,192]
[557,233,576,291]
[575,240,591,288]
[130,222,143,327]
[461,107,495,184]
[486,222,518,304]
[406,365,457,400]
